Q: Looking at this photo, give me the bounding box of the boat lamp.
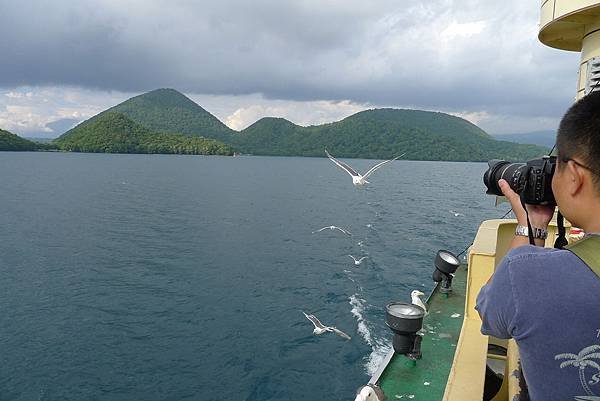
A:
[385,302,424,359]
[432,250,460,293]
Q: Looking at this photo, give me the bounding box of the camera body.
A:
[483,156,557,206]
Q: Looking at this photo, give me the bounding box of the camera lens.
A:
[483,160,527,196]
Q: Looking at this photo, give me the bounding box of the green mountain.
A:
[233,108,549,162]
[71,88,235,143]
[54,112,233,155]
[0,129,40,151]
[55,88,549,161]
[231,117,303,155]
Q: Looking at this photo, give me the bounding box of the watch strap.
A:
[515,225,548,240]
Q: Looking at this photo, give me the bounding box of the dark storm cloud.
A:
[0,0,580,118]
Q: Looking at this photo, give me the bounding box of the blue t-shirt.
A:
[476,245,600,401]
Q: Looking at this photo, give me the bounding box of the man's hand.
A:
[498,179,554,229]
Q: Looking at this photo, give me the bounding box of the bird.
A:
[348,255,368,265]
[354,384,386,401]
[449,210,464,217]
[411,290,428,315]
[325,149,405,186]
[302,312,352,340]
[312,225,352,235]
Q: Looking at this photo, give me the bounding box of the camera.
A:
[483,156,557,206]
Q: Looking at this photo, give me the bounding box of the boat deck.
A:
[376,264,467,400]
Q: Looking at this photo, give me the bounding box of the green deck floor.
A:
[377,265,467,400]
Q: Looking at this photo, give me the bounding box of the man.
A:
[476,92,600,401]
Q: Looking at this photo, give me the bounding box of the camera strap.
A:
[519,192,536,246]
[566,236,600,278]
[554,212,568,249]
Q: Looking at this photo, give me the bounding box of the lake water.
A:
[0,152,510,401]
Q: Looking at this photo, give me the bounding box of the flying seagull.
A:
[348,255,368,265]
[312,226,352,235]
[411,290,428,315]
[325,149,405,186]
[302,312,352,340]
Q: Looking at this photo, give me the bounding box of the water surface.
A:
[0,152,509,401]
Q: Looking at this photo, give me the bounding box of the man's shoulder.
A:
[502,244,594,282]
[505,245,571,262]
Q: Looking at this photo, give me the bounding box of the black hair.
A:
[556,91,600,190]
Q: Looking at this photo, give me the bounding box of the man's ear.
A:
[567,160,585,196]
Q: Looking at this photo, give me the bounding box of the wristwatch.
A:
[515,225,548,240]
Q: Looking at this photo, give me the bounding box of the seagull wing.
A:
[304,313,326,329]
[331,327,352,340]
[358,256,368,263]
[348,255,358,262]
[303,311,315,327]
[312,227,328,234]
[334,226,352,235]
[362,153,405,179]
[325,149,359,177]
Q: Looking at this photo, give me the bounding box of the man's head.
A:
[552,91,600,229]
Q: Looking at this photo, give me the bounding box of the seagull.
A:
[348,255,368,265]
[325,149,405,186]
[302,312,352,340]
[312,225,352,235]
[449,210,464,217]
[354,384,385,401]
[411,290,428,315]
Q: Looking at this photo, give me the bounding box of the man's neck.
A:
[582,223,600,235]
[577,200,600,234]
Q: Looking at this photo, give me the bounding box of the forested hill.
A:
[0,129,40,151]
[232,108,549,162]
[54,112,233,155]
[72,88,235,143]
[54,88,549,161]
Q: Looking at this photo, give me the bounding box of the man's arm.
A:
[498,179,554,250]
[477,182,554,338]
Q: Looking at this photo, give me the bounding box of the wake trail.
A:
[349,294,392,375]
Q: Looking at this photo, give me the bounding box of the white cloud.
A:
[448,108,560,134]
[0,105,51,132]
[224,99,368,130]
[0,0,582,137]
[441,21,486,40]
[0,86,131,136]
[0,0,579,121]
[451,110,492,126]
[5,92,24,99]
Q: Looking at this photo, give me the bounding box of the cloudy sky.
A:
[0,0,581,138]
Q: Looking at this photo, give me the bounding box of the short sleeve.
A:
[475,257,518,339]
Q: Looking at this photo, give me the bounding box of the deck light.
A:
[433,250,460,293]
[385,302,424,359]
